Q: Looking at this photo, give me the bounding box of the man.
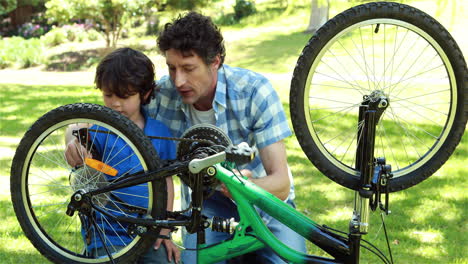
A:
[146,11,306,264]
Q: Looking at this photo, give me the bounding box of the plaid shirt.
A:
[145,64,295,199]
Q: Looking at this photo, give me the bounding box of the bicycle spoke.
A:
[391,94,449,116]
[378,115,401,169]
[386,106,432,154]
[330,41,370,94]
[320,55,367,95]
[311,82,367,92]
[338,120,363,168]
[391,88,450,102]
[314,70,368,91]
[388,62,445,95]
[382,41,431,95]
[312,104,360,125]
[359,27,373,91]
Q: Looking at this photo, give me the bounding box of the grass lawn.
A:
[1,1,467,263]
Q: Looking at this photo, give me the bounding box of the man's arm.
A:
[251,140,290,201]
[220,141,291,200]
[153,176,181,263]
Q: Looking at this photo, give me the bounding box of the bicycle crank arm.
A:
[189,143,256,173]
[189,152,226,173]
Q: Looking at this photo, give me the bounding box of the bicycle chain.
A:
[88,129,214,145]
[146,135,213,145]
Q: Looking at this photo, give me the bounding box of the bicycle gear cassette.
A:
[177,124,232,160]
[177,124,232,195]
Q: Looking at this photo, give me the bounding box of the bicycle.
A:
[10,2,466,263]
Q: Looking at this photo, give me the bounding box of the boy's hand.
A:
[65,139,92,167]
[220,169,253,199]
[153,228,181,263]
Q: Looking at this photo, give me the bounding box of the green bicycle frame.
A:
[195,164,351,264]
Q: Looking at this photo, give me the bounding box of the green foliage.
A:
[0,37,45,68]
[45,0,151,47]
[214,13,237,26]
[62,24,88,42]
[0,0,17,16]
[234,0,257,20]
[165,0,210,11]
[146,15,160,35]
[41,25,103,47]
[0,0,44,15]
[86,29,102,41]
[41,27,68,46]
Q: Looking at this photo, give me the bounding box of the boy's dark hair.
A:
[95,47,155,105]
[157,11,225,66]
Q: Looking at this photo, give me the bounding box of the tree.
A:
[164,0,209,11]
[1,0,44,26]
[0,0,17,16]
[45,0,151,47]
[305,0,329,34]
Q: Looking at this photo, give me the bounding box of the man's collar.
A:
[213,65,227,109]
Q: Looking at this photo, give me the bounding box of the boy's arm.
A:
[64,124,93,167]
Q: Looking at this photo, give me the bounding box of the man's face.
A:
[165,49,219,110]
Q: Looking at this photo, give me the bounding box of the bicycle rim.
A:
[11,105,160,263]
[291,4,466,192]
[307,19,456,175]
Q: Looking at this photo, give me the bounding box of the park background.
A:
[0,0,466,263]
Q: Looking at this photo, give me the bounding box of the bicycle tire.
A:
[290,2,467,192]
[11,103,166,263]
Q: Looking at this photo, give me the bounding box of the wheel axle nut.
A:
[74,193,82,201]
[207,167,216,176]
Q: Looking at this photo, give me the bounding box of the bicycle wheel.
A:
[290,2,467,192]
[11,103,166,263]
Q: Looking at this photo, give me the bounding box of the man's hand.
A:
[65,138,92,167]
[153,228,181,263]
[219,169,252,199]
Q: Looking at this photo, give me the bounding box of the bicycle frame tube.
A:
[196,164,350,264]
[86,161,188,197]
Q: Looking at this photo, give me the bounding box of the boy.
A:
[66,47,180,264]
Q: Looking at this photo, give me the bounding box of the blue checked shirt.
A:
[145,64,296,199]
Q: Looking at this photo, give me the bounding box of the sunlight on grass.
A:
[410,198,456,222]
[2,237,35,251]
[0,137,18,152]
[414,245,447,259]
[321,206,353,222]
[439,186,467,201]
[409,229,444,243]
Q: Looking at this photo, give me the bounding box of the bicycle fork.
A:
[348,92,389,263]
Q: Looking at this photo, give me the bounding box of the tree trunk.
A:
[9,4,33,27]
[102,20,112,48]
[305,0,329,34]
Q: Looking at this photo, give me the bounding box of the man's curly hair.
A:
[157,12,226,66]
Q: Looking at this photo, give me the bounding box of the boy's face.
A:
[101,87,143,124]
[165,48,220,111]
